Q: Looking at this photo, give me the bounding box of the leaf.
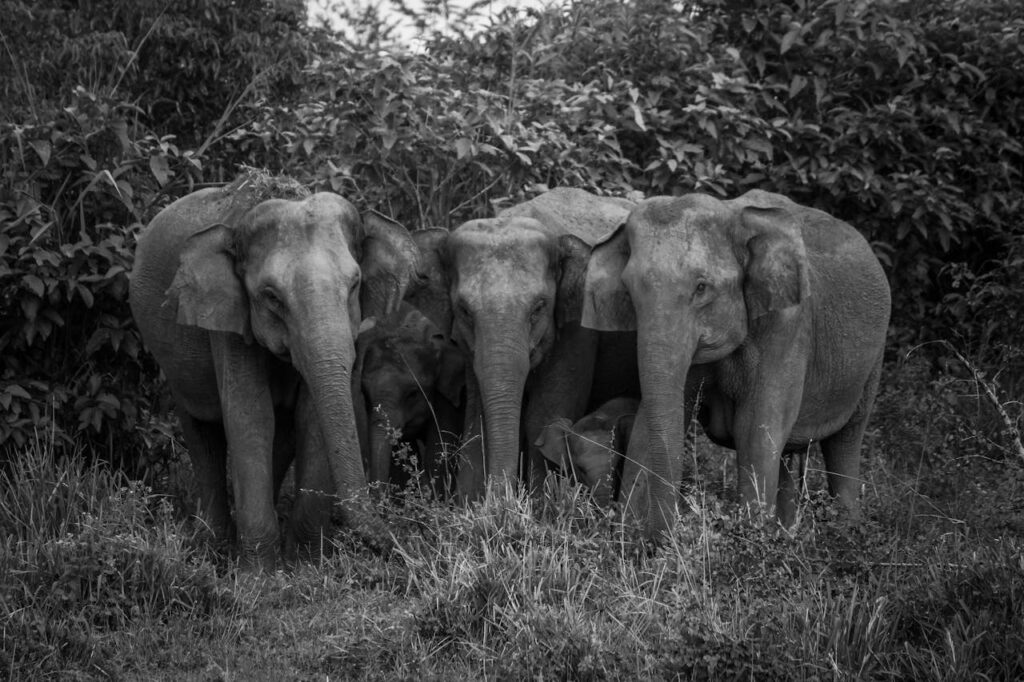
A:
[29,140,51,167]
[4,385,31,400]
[780,24,802,55]
[77,284,94,309]
[834,0,848,26]
[630,104,646,131]
[149,155,171,186]
[453,137,474,160]
[23,275,44,298]
[21,296,38,322]
[788,75,807,99]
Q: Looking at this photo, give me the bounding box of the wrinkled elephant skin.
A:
[129,180,418,567]
[583,189,891,535]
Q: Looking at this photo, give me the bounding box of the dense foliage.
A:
[1,0,1022,462]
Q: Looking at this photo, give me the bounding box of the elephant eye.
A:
[693,281,710,299]
[261,287,284,311]
[456,300,473,325]
[529,299,547,324]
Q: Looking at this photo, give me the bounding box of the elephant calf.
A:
[535,397,638,506]
[355,302,464,497]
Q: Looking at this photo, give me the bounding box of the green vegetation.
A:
[1,0,1022,678]
[2,353,1022,678]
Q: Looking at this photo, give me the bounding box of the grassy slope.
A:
[3,356,1023,681]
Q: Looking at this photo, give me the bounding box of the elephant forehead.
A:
[451,216,553,250]
[627,211,735,276]
[258,247,360,292]
[458,261,551,307]
[244,194,360,250]
[450,221,553,303]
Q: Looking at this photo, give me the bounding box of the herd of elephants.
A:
[129,179,891,568]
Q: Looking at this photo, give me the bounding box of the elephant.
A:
[582,189,891,534]
[535,396,638,506]
[355,301,464,496]
[414,187,640,501]
[129,176,419,567]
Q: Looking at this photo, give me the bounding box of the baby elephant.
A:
[535,397,639,506]
[356,302,464,496]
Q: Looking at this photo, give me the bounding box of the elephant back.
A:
[499,187,634,246]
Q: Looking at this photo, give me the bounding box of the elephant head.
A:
[166,193,419,538]
[582,191,813,531]
[535,396,638,506]
[355,302,464,488]
[414,216,591,495]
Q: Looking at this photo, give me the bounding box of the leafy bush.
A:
[0,89,201,461]
[228,0,1024,364]
[2,0,1023,470]
[0,0,328,463]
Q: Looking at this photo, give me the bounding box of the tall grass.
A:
[0,434,234,678]
[2,353,1022,679]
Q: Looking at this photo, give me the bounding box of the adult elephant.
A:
[355,302,464,496]
[130,176,419,568]
[582,190,890,535]
[416,188,638,500]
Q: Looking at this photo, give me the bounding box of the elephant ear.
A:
[360,211,420,323]
[555,233,592,328]
[580,222,636,331]
[165,223,250,340]
[535,417,574,470]
[740,206,810,319]
[406,228,452,335]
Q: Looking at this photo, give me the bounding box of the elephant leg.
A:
[733,380,805,519]
[820,355,882,517]
[455,365,487,502]
[212,335,280,569]
[272,406,296,504]
[732,320,808,520]
[286,386,334,559]
[178,411,233,544]
[775,448,808,527]
[523,327,597,495]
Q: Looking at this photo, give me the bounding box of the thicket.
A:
[1,0,1021,464]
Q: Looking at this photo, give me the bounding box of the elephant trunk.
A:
[474,321,531,492]
[293,313,388,547]
[633,324,694,536]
